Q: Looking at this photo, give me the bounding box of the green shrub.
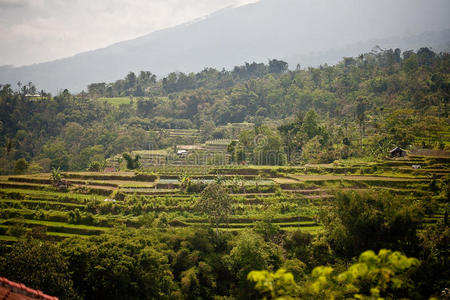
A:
[321,191,424,257]
[14,158,29,175]
[248,249,420,299]
[87,161,105,172]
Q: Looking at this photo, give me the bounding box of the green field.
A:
[96,97,134,106]
[0,155,447,242]
[95,96,171,107]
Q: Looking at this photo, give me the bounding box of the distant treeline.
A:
[86,59,289,97]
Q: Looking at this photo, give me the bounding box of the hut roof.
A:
[390,147,405,153]
[0,277,58,300]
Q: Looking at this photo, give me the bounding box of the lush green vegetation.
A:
[0,48,449,174]
[0,47,448,299]
[248,249,421,299]
[0,156,448,299]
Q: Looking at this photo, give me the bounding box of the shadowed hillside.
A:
[0,0,449,93]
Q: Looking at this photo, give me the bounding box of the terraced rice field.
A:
[0,155,447,244]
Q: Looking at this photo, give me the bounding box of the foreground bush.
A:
[248,249,420,300]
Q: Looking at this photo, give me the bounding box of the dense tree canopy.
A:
[0,47,448,173]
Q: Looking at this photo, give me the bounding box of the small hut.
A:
[390,147,407,157]
[177,150,188,157]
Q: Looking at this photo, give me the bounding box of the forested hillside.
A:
[0,47,449,174]
[0,47,449,300]
[1,0,449,93]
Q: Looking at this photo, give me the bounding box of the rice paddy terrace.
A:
[132,139,233,166]
[0,155,448,244]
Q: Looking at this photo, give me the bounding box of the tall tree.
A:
[196,183,232,235]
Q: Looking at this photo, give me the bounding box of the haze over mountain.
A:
[1,0,449,93]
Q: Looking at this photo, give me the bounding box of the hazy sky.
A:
[0,0,259,66]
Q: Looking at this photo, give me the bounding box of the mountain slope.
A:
[0,0,449,93]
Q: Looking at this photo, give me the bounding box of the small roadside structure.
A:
[390,147,407,158]
[177,150,188,157]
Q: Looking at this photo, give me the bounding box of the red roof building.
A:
[0,277,58,300]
